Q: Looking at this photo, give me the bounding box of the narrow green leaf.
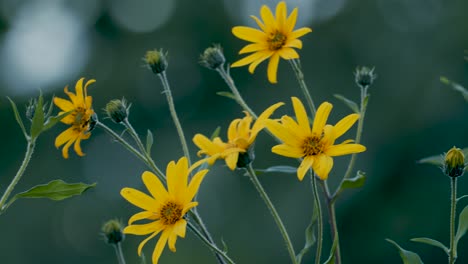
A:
[7,97,28,140]
[457,195,468,203]
[333,94,359,113]
[46,95,55,117]
[256,165,297,174]
[210,126,221,140]
[410,237,448,254]
[296,204,318,263]
[30,92,45,139]
[13,180,96,202]
[363,94,370,108]
[324,233,339,264]
[440,76,468,102]
[146,130,154,156]
[454,205,468,255]
[340,171,366,190]
[216,91,236,100]
[43,111,71,132]
[386,239,424,264]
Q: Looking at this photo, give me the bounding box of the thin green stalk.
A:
[216,66,257,119]
[310,171,323,264]
[0,140,35,213]
[114,243,127,264]
[158,72,192,167]
[322,181,341,264]
[246,164,297,264]
[187,221,236,264]
[289,59,316,117]
[449,177,457,264]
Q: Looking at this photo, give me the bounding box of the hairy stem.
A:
[114,243,127,264]
[310,171,323,264]
[289,59,316,117]
[322,182,341,264]
[449,177,457,264]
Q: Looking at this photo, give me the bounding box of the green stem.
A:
[310,172,323,264]
[158,72,192,167]
[449,177,457,264]
[246,164,297,264]
[0,140,35,213]
[216,66,257,119]
[322,181,341,264]
[114,243,127,264]
[187,221,236,264]
[289,59,316,117]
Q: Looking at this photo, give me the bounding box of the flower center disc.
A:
[72,107,91,131]
[160,201,183,225]
[268,31,287,50]
[302,136,322,156]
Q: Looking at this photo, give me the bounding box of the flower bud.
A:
[87,113,98,132]
[102,219,125,245]
[236,146,255,168]
[200,44,225,70]
[444,147,465,178]
[144,49,168,74]
[105,99,129,123]
[354,66,376,88]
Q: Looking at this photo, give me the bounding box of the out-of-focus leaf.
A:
[30,92,45,140]
[410,237,448,254]
[333,94,359,113]
[13,180,96,202]
[256,165,296,175]
[340,171,366,190]
[146,130,153,156]
[216,91,236,100]
[454,205,468,256]
[324,233,339,264]
[210,126,221,140]
[296,204,318,263]
[386,239,424,264]
[7,97,28,139]
[440,76,468,102]
[418,147,468,168]
[43,111,71,132]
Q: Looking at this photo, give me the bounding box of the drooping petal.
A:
[168,232,178,252]
[297,156,314,181]
[73,137,85,156]
[231,52,267,68]
[267,53,280,83]
[239,43,268,54]
[124,222,162,235]
[142,171,169,202]
[333,113,359,139]
[285,7,298,33]
[265,119,302,146]
[271,144,304,158]
[225,152,240,170]
[275,1,287,31]
[61,136,76,159]
[312,154,333,180]
[278,47,299,60]
[232,26,266,43]
[290,27,312,39]
[312,102,332,135]
[152,229,170,264]
[137,231,159,256]
[250,102,284,142]
[63,86,78,106]
[291,97,311,134]
[173,219,187,238]
[121,187,158,212]
[325,144,366,156]
[248,51,274,73]
[55,127,76,147]
[284,38,302,49]
[182,201,199,215]
[128,211,156,225]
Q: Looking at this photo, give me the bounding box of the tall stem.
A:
[449,177,457,264]
[216,67,257,119]
[310,172,323,264]
[158,72,192,167]
[246,164,297,264]
[322,182,341,264]
[0,140,35,213]
[289,59,316,117]
[114,243,127,264]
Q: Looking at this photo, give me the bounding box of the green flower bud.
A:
[200,44,225,70]
[105,99,129,123]
[354,66,376,88]
[102,219,125,245]
[444,147,465,178]
[236,146,255,169]
[144,49,168,74]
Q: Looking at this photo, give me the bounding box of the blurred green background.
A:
[0,0,467,263]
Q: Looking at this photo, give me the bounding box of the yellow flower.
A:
[53,78,95,159]
[121,157,207,264]
[231,1,312,83]
[266,97,366,180]
[193,102,284,170]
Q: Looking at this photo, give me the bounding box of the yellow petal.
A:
[248,51,274,73]
[193,134,223,156]
[237,115,252,140]
[228,119,241,141]
[238,43,268,54]
[61,136,76,159]
[285,7,298,33]
[312,154,333,180]
[152,229,170,264]
[55,127,76,147]
[142,171,169,202]
[225,152,239,170]
[250,102,284,142]
[334,114,359,139]
[173,219,187,238]
[260,4,276,32]
[232,26,266,43]
[124,222,161,235]
[280,115,308,139]
[312,102,332,135]
[73,136,85,156]
[128,211,155,225]
[250,15,266,32]
[321,125,336,146]
[285,38,302,49]
[83,78,96,98]
[272,144,304,158]
[53,97,74,112]
[325,144,366,156]
[291,97,311,134]
[278,47,299,60]
[137,231,159,256]
[74,78,85,103]
[231,52,266,68]
[297,156,314,181]
[63,86,78,106]
[121,187,158,212]
[267,53,280,83]
[182,201,198,215]
[265,119,302,146]
[275,1,287,31]
[168,232,178,252]
[290,27,312,39]
[186,169,208,202]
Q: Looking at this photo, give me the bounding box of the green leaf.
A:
[7,97,28,140]
[210,126,221,140]
[340,171,366,190]
[333,94,359,113]
[324,233,339,264]
[296,204,318,263]
[43,111,71,132]
[410,237,448,254]
[454,205,468,256]
[363,94,370,108]
[30,92,45,140]
[12,180,96,202]
[256,165,297,175]
[440,76,468,102]
[146,130,153,156]
[386,239,424,264]
[216,91,237,100]
[46,95,55,117]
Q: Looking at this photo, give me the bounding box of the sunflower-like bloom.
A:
[231,1,312,83]
[121,157,207,264]
[193,102,284,170]
[53,78,95,159]
[266,97,366,180]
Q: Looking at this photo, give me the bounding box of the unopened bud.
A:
[102,219,125,245]
[144,49,168,74]
[444,147,465,178]
[200,44,225,70]
[105,99,129,123]
[236,146,255,168]
[355,66,376,88]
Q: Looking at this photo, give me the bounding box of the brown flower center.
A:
[302,136,323,156]
[160,201,183,225]
[72,107,91,132]
[268,31,287,50]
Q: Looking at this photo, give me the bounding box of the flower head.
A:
[53,78,95,159]
[193,102,283,170]
[200,44,226,70]
[444,147,466,178]
[101,219,125,245]
[105,98,130,123]
[231,1,312,83]
[121,157,207,264]
[266,97,366,180]
[145,49,168,74]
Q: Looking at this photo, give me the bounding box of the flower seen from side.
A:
[53,78,95,159]
[121,157,207,264]
[231,1,312,83]
[266,97,366,180]
[193,102,284,170]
